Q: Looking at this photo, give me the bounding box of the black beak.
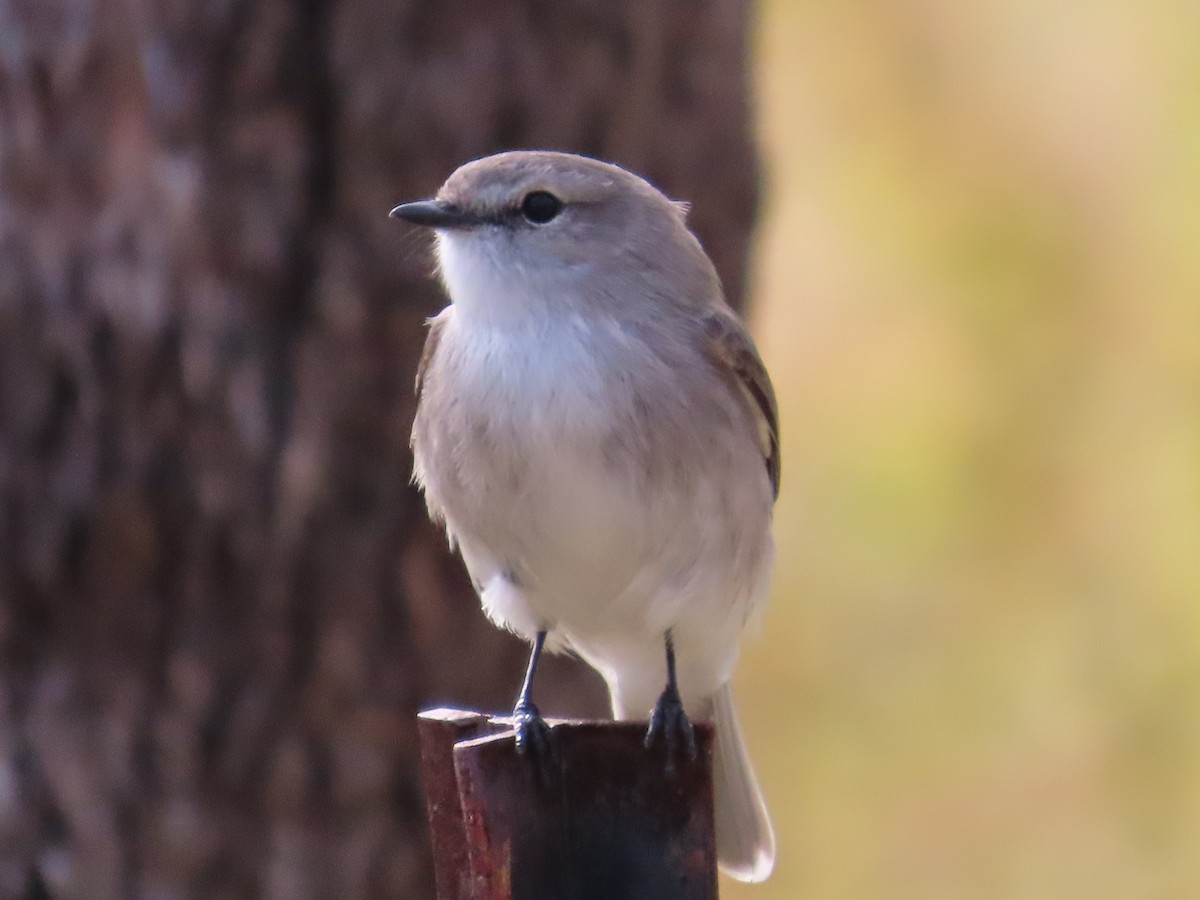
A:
[389,199,479,229]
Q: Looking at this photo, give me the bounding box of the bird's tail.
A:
[610,679,775,882]
[704,682,775,882]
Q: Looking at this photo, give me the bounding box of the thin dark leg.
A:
[511,631,555,781]
[665,632,680,694]
[645,630,698,773]
[514,629,546,719]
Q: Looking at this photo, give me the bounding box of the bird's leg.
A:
[645,630,698,773]
[511,630,555,780]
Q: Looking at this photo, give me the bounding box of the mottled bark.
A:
[0,1,757,896]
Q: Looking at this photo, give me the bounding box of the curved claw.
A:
[512,701,557,787]
[645,686,698,775]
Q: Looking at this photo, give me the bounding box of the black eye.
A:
[520,191,562,224]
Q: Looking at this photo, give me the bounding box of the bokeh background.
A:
[2,0,1198,897]
[734,1,1200,897]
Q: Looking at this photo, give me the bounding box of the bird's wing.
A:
[415,310,449,398]
[703,310,781,498]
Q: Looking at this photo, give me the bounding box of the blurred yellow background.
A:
[730,1,1200,897]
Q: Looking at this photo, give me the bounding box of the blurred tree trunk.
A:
[0,1,758,897]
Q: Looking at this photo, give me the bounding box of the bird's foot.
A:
[511,700,557,787]
[645,684,698,775]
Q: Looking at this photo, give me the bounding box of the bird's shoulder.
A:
[699,308,780,498]
[415,308,453,399]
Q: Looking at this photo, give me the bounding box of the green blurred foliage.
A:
[729,1,1200,896]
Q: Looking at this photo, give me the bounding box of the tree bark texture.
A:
[0,1,758,897]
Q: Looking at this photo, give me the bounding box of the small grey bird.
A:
[392,151,778,882]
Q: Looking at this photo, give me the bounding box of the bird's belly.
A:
[420,413,771,656]
[430,431,655,622]
[412,318,774,667]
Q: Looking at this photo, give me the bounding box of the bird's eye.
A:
[520,191,563,224]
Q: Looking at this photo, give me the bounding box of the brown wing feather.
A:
[415,312,447,398]
[703,311,781,498]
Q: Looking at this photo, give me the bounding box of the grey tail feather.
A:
[707,682,775,882]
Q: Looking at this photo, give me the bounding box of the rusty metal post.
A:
[417,709,718,900]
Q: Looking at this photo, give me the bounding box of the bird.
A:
[392,150,778,882]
